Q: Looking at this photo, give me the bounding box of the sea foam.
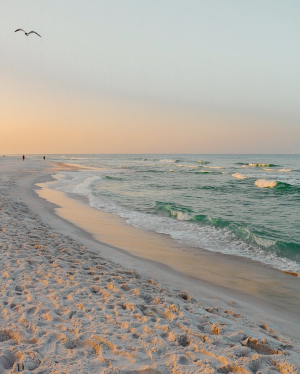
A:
[232,173,248,179]
[176,164,197,168]
[255,179,277,188]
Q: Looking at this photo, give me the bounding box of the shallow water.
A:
[33,154,300,273]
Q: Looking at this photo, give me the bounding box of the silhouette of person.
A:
[43,156,45,161]
[22,155,25,161]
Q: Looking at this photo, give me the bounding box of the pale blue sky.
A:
[0,1,299,153]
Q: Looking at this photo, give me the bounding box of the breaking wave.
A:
[255,179,277,188]
[160,159,180,163]
[232,173,249,179]
[176,164,198,168]
[254,180,300,193]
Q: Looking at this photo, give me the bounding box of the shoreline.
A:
[0,157,299,373]
[15,162,300,335]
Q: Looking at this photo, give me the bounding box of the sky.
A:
[0,1,299,154]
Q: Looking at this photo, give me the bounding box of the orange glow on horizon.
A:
[0,75,298,154]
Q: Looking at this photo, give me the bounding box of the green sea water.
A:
[40,154,300,274]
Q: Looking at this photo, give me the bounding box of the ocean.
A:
[35,154,300,274]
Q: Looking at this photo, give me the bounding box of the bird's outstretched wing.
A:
[15,29,25,33]
[28,31,41,37]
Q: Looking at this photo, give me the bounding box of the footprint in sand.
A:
[241,337,283,355]
[26,306,38,316]
[179,356,191,365]
[0,351,15,372]
[0,330,11,342]
[178,334,191,347]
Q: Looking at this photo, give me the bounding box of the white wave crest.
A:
[278,169,292,172]
[176,164,197,168]
[72,176,103,195]
[253,235,276,248]
[232,173,248,179]
[204,166,222,169]
[171,211,190,221]
[160,159,176,163]
[255,179,277,188]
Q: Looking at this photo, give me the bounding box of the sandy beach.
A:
[0,157,299,373]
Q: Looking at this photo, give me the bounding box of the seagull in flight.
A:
[15,29,41,37]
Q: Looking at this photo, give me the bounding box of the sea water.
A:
[35,154,300,274]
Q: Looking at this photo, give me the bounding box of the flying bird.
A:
[15,29,41,37]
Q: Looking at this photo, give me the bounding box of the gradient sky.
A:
[1,1,299,154]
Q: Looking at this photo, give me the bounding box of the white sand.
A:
[0,158,299,373]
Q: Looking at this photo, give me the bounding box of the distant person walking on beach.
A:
[43,156,45,161]
[22,155,25,161]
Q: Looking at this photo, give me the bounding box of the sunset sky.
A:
[1,1,299,154]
